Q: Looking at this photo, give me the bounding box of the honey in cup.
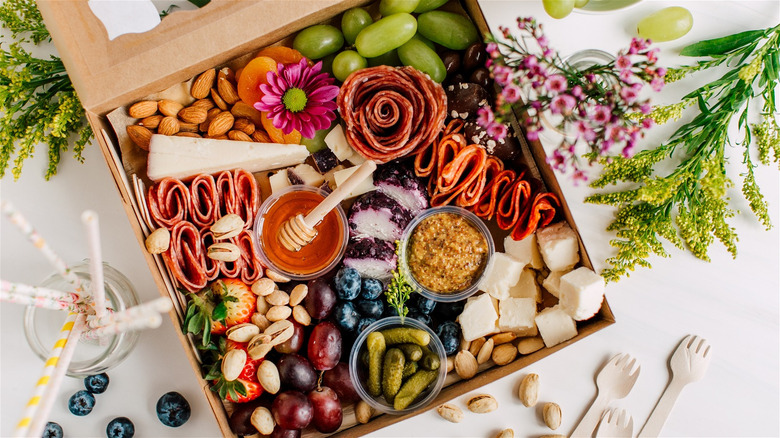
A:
[255,186,347,280]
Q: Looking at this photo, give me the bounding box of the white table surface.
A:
[2,1,778,437]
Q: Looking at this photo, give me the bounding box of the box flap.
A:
[37,0,367,115]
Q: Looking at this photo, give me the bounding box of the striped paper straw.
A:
[0,290,91,313]
[15,312,87,438]
[88,296,172,329]
[81,211,107,320]
[82,312,163,341]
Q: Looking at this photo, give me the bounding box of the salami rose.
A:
[148,178,190,228]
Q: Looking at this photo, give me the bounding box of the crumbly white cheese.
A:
[498,297,537,334]
[537,222,580,272]
[504,233,543,270]
[459,293,500,341]
[508,268,541,303]
[559,267,605,321]
[478,253,525,301]
[541,270,570,299]
[535,305,578,348]
[269,169,290,194]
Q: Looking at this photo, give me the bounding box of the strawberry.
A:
[183,278,256,346]
[209,340,264,403]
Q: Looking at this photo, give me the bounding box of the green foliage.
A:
[0,0,93,180]
[588,24,779,282]
[385,240,414,320]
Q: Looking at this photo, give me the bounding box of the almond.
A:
[175,132,201,138]
[251,278,276,297]
[191,98,215,110]
[355,400,373,424]
[211,88,228,111]
[126,125,152,150]
[292,305,311,326]
[228,130,253,142]
[519,373,540,407]
[477,338,494,365]
[466,394,498,413]
[233,118,255,135]
[139,115,162,129]
[289,284,308,306]
[491,332,517,345]
[158,99,183,118]
[436,403,464,423]
[218,69,240,104]
[454,350,478,380]
[178,106,208,124]
[158,116,180,136]
[231,101,263,125]
[256,296,270,315]
[252,130,272,143]
[469,337,486,357]
[492,343,517,365]
[265,289,290,307]
[208,111,234,137]
[207,134,228,140]
[222,66,236,83]
[200,107,221,132]
[191,68,216,99]
[179,122,199,133]
[543,402,562,430]
[256,360,280,395]
[446,356,455,373]
[128,100,158,118]
[517,336,545,355]
[251,312,271,331]
[266,305,292,322]
[265,269,290,283]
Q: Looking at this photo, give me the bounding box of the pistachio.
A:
[519,373,540,407]
[292,305,311,326]
[466,394,498,413]
[517,336,545,355]
[266,305,292,322]
[256,361,280,394]
[543,402,562,430]
[289,284,308,306]
[251,278,276,297]
[454,350,478,380]
[207,242,241,262]
[145,228,170,254]
[355,400,373,424]
[477,338,494,365]
[265,269,290,283]
[250,312,271,331]
[211,214,244,240]
[492,343,518,365]
[250,406,275,435]
[265,289,290,306]
[256,296,270,315]
[496,429,514,438]
[263,320,294,346]
[247,335,273,359]
[436,403,464,423]
[221,349,246,381]
[226,323,260,343]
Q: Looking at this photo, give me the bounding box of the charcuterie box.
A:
[38,0,614,436]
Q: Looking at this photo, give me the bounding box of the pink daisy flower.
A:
[255,58,339,139]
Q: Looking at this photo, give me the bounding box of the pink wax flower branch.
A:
[480,17,665,178]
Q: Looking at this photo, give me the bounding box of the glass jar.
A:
[23,261,140,377]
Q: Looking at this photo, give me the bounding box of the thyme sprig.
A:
[587,25,780,282]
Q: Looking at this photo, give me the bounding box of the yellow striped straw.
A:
[15,312,87,438]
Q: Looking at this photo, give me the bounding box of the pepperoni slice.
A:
[232,169,260,229]
[471,168,515,221]
[495,177,534,231]
[163,221,207,292]
[431,145,487,208]
[512,191,560,241]
[190,174,219,228]
[199,227,220,281]
[147,178,190,228]
[236,231,263,284]
[215,171,237,219]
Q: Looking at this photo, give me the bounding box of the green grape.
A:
[398,37,446,82]
[542,0,575,19]
[417,11,478,50]
[342,8,373,45]
[355,13,417,58]
[637,7,693,42]
[413,0,448,13]
[293,25,344,60]
[411,33,435,50]
[320,53,337,76]
[367,50,402,67]
[301,125,335,153]
[574,0,589,7]
[379,0,420,16]
[332,50,368,82]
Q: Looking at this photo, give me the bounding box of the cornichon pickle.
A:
[393,369,438,410]
[420,346,440,371]
[360,349,369,367]
[366,332,386,397]
[397,343,423,362]
[402,361,418,379]
[382,348,406,403]
[381,327,431,346]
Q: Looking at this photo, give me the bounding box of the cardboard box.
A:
[38,1,614,436]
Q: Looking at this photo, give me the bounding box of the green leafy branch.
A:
[385,240,414,320]
[587,24,780,282]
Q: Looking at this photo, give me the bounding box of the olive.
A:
[462,42,487,72]
[440,50,461,75]
[445,82,489,120]
[469,67,491,89]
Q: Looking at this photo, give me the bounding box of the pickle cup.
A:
[399,206,495,303]
[349,316,447,415]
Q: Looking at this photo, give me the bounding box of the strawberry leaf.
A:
[212,302,227,322]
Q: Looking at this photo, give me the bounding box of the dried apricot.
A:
[261,112,302,144]
[255,46,304,65]
[237,56,277,106]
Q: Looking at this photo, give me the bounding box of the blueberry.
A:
[106,417,135,438]
[435,300,465,319]
[43,422,63,438]
[156,391,191,427]
[406,309,431,327]
[68,390,95,416]
[334,267,361,300]
[333,301,360,332]
[359,278,384,300]
[436,321,461,355]
[84,373,109,394]
[355,299,384,319]
[382,304,400,318]
[356,317,377,333]
[411,294,436,314]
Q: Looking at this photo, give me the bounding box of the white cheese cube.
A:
[498,297,536,334]
[347,152,366,165]
[508,268,541,302]
[287,163,325,187]
[504,233,543,270]
[537,222,580,271]
[478,253,525,300]
[535,305,578,348]
[559,267,605,321]
[269,169,291,194]
[542,270,571,299]
[459,293,499,341]
[333,166,375,199]
[324,124,356,161]
[515,325,539,337]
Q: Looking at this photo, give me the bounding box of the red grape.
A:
[308,322,342,371]
[277,354,317,392]
[270,425,301,438]
[305,278,336,319]
[272,391,312,430]
[322,362,360,403]
[275,319,305,354]
[307,386,343,433]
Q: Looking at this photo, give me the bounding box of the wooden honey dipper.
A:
[278,160,377,252]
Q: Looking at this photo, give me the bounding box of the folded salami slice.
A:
[338,66,447,163]
[495,177,534,231]
[471,168,515,221]
[199,227,221,281]
[512,191,560,241]
[190,174,219,228]
[236,231,263,284]
[163,221,207,292]
[215,171,237,219]
[148,177,190,228]
[431,144,487,208]
[232,169,259,229]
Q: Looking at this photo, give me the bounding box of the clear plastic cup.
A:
[349,316,447,415]
[399,206,495,303]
